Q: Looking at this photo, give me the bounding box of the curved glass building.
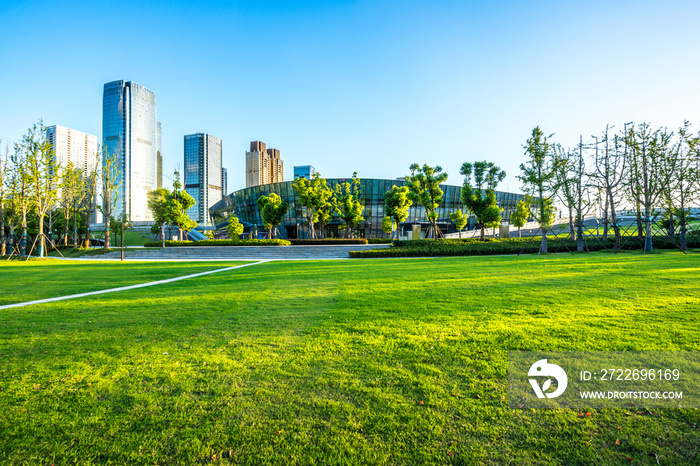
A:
[209,178,527,239]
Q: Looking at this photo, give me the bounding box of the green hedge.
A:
[349,236,700,258]
[367,238,393,244]
[288,238,368,245]
[144,239,291,247]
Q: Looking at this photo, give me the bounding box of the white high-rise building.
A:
[45,125,99,175]
[102,80,162,222]
[184,133,223,224]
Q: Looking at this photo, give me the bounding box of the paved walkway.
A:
[0,261,265,310]
[98,244,390,261]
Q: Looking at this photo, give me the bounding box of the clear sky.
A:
[1,0,699,194]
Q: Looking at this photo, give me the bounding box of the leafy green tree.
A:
[510,198,530,238]
[147,187,172,241]
[518,126,560,253]
[22,121,59,257]
[381,216,395,235]
[227,216,244,239]
[405,164,448,240]
[100,147,121,252]
[292,173,334,239]
[58,162,85,247]
[449,210,468,238]
[81,148,101,248]
[0,143,6,256]
[554,140,594,252]
[335,172,365,238]
[459,161,505,241]
[257,193,288,238]
[384,185,412,240]
[170,171,197,240]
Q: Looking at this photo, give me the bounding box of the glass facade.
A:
[209,178,528,239]
[184,133,223,224]
[102,80,158,222]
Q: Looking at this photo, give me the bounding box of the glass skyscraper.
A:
[184,133,223,224]
[102,80,161,222]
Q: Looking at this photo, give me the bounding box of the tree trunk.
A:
[518,227,521,238]
[576,221,584,252]
[568,208,575,240]
[38,216,45,258]
[104,217,110,252]
[21,209,27,256]
[540,230,548,254]
[635,207,643,239]
[608,193,620,252]
[644,217,653,253]
[72,211,78,248]
[668,212,675,238]
[680,223,687,251]
[84,209,91,248]
[479,222,485,241]
[0,217,5,257]
[602,209,609,242]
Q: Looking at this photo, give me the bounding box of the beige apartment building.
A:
[245,141,283,187]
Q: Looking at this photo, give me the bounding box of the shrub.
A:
[348,236,700,258]
[288,238,368,245]
[367,238,393,244]
[143,239,291,247]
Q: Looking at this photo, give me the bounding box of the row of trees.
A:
[0,120,142,257]
[520,122,700,253]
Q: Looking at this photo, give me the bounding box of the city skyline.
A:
[2,1,700,195]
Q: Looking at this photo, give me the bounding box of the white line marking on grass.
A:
[0,261,268,310]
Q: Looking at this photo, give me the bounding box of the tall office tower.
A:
[294,165,316,180]
[245,141,284,187]
[222,167,228,195]
[156,121,163,189]
[184,133,223,224]
[45,125,99,175]
[102,79,160,222]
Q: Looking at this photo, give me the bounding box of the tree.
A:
[510,197,530,238]
[592,126,626,251]
[449,209,468,238]
[227,216,244,239]
[381,216,395,235]
[384,185,413,240]
[554,139,594,252]
[623,123,675,253]
[0,143,6,256]
[665,121,699,251]
[518,126,560,253]
[405,164,448,240]
[292,173,334,239]
[81,148,101,248]
[23,121,59,257]
[257,193,288,238]
[100,147,121,252]
[334,173,365,238]
[169,171,197,240]
[459,161,505,241]
[147,187,172,242]
[58,162,85,247]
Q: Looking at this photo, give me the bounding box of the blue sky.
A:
[1,0,699,193]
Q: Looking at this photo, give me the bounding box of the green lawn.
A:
[1,253,699,464]
[0,261,251,306]
[91,230,156,246]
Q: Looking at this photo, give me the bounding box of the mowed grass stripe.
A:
[0,252,699,464]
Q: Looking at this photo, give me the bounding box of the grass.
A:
[0,261,251,305]
[0,253,699,464]
[92,230,156,246]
